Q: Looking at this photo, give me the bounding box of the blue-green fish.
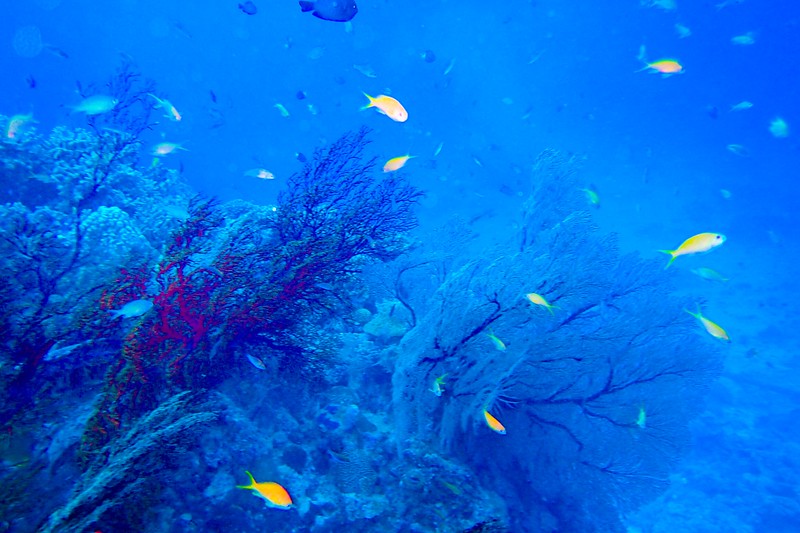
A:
[69,95,118,115]
[109,299,153,319]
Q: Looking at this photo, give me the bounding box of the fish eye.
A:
[715,235,721,239]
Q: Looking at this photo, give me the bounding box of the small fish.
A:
[6,113,35,139]
[236,471,293,509]
[26,74,36,89]
[443,58,456,76]
[295,152,308,163]
[716,0,744,9]
[299,0,358,22]
[148,93,182,121]
[433,142,444,157]
[306,103,318,115]
[383,154,415,173]
[659,233,726,269]
[109,299,153,319]
[674,23,692,39]
[769,117,789,138]
[483,409,506,434]
[172,22,193,39]
[246,354,267,370]
[685,307,730,342]
[644,0,676,11]
[729,101,753,112]
[69,95,118,115]
[438,479,462,495]
[43,44,69,59]
[274,103,290,118]
[244,168,275,180]
[296,90,307,100]
[421,49,436,63]
[353,64,377,78]
[731,32,755,46]
[726,144,749,156]
[361,93,408,122]
[635,405,647,429]
[209,90,217,103]
[581,187,600,207]
[638,59,683,76]
[690,267,729,282]
[430,374,447,397]
[524,293,558,315]
[152,142,187,156]
[720,189,733,199]
[486,329,506,351]
[238,1,258,15]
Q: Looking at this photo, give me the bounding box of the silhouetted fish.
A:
[299,0,357,22]
[238,1,257,15]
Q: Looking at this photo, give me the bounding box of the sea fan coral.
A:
[391,150,723,532]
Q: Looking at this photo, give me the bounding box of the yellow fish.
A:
[524,292,558,315]
[430,374,447,397]
[236,471,293,509]
[659,232,726,268]
[685,308,730,342]
[486,329,506,351]
[581,187,600,207]
[483,409,506,434]
[362,92,408,122]
[152,142,187,156]
[148,93,182,121]
[383,155,415,172]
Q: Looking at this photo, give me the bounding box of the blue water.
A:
[2,1,798,531]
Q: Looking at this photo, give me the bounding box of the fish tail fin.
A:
[684,306,702,320]
[299,1,315,13]
[360,92,375,110]
[236,470,256,489]
[658,250,676,269]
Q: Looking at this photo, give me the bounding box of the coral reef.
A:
[391,150,724,532]
[0,116,190,435]
[40,392,219,533]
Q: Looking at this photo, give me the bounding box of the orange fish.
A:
[659,232,726,268]
[640,59,683,76]
[236,471,293,509]
[383,155,415,172]
[483,409,506,434]
[6,113,34,139]
[362,92,408,122]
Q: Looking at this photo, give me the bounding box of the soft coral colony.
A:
[0,63,426,528]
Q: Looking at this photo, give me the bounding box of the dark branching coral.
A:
[86,127,423,450]
[391,150,723,532]
[76,58,158,137]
